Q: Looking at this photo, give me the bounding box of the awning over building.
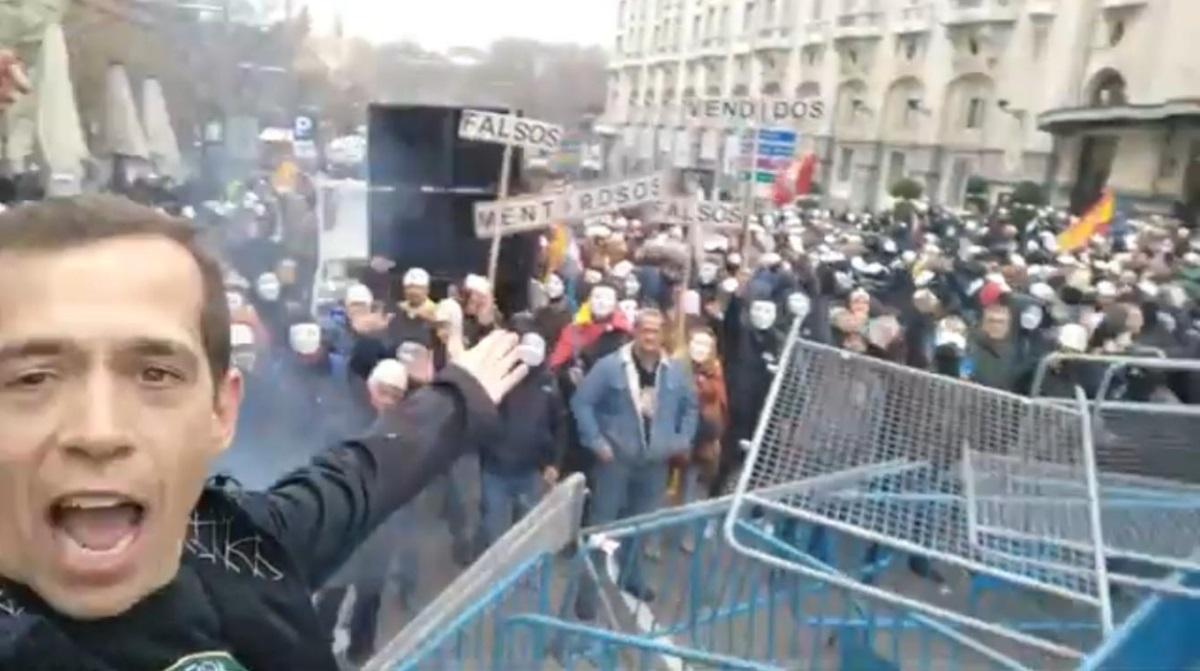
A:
[1038,99,1200,133]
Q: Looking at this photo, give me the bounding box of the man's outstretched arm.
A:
[246,332,526,588]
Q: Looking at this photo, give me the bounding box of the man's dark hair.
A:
[0,194,231,386]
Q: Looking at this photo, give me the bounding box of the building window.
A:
[846,48,858,64]
[812,0,823,20]
[1091,70,1128,107]
[720,7,730,37]
[1032,26,1047,60]
[1108,19,1125,47]
[899,37,918,61]
[968,37,980,56]
[966,97,985,129]
[706,8,715,37]
[744,1,756,34]
[693,15,702,44]
[838,148,854,183]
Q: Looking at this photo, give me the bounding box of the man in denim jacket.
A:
[571,308,698,614]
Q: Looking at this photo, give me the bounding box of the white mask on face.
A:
[516,332,546,368]
[624,276,641,299]
[590,287,618,319]
[1020,305,1044,332]
[698,261,720,285]
[256,273,281,302]
[545,275,565,300]
[682,290,701,316]
[688,335,714,364]
[619,299,639,325]
[289,322,322,355]
[787,292,811,321]
[749,300,778,331]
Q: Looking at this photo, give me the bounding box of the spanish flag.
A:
[1057,190,1115,252]
[545,221,570,276]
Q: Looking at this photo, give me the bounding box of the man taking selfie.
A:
[0,195,528,670]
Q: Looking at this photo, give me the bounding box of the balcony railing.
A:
[895,3,934,32]
[944,0,1018,25]
[834,11,884,39]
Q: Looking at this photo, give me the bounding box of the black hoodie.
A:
[0,366,498,671]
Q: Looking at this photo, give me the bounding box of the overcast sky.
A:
[304,0,619,50]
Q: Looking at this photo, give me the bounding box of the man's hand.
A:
[453,330,528,404]
[542,466,559,485]
[0,51,31,112]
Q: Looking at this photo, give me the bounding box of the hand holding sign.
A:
[0,50,31,112]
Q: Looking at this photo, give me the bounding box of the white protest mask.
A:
[1020,305,1044,332]
[618,299,639,326]
[545,274,566,300]
[289,322,322,355]
[590,286,618,319]
[516,332,547,368]
[688,334,715,364]
[787,292,811,321]
[698,261,720,285]
[256,272,281,302]
[681,290,701,316]
[624,275,641,298]
[749,300,778,331]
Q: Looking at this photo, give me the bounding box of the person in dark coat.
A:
[0,196,529,671]
[712,294,783,496]
[967,302,1020,392]
[476,330,566,550]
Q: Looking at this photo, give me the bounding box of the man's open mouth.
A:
[48,494,146,556]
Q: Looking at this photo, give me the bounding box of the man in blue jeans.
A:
[571,308,698,617]
[476,328,566,550]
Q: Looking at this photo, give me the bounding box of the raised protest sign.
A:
[474,172,667,239]
[684,98,825,124]
[649,198,747,232]
[458,109,564,153]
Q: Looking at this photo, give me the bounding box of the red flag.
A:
[771,153,817,206]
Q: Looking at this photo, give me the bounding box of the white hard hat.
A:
[345,283,373,306]
[368,358,408,390]
[403,267,431,287]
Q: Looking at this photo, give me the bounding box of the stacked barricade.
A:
[366,326,1200,671]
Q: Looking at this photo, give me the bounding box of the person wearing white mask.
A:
[677,328,727,528]
[713,296,782,497]
[476,325,566,550]
[546,284,635,485]
[390,267,437,348]
[534,272,573,351]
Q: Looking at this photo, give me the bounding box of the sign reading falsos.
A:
[458,109,564,153]
[651,198,747,231]
[475,173,666,238]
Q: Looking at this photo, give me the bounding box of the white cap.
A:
[1058,324,1088,353]
[345,283,373,306]
[464,274,492,295]
[230,323,255,348]
[403,267,431,287]
[1030,282,1057,302]
[368,358,408,390]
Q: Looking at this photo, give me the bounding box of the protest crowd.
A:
[4,44,1200,669]
[86,166,1196,664]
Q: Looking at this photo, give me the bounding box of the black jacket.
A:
[0,366,498,671]
[480,368,566,476]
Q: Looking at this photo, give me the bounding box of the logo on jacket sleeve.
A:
[162,651,249,671]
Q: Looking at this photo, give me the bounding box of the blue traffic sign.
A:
[757,143,796,158]
[757,129,797,144]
